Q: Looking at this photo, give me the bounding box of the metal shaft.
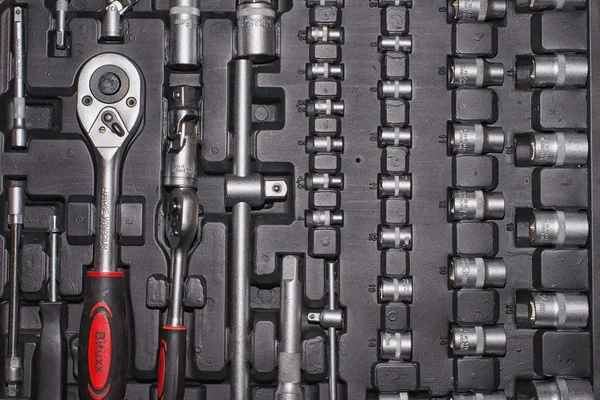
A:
[8,224,22,363]
[12,7,26,150]
[167,248,186,326]
[327,261,337,400]
[55,0,69,49]
[231,58,253,400]
[48,215,62,303]
[94,148,120,273]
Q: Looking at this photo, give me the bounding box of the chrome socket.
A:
[450,257,506,289]
[305,136,344,153]
[378,126,412,147]
[379,225,412,250]
[378,35,413,53]
[450,190,505,221]
[305,210,344,227]
[237,0,277,62]
[451,393,507,400]
[305,99,345,116]
[518,292,589,330]
[525,132,588,167]
[451,325,506,356]
[306,63,345,80]
[380,331,412,361]
[306,0,344,7]
[169,0,201,70]
[528,0,587,11]
[379,174,412,198]
[529,211,589,248]
[305,173,343,190]
[527,378,593,400]
[379,0,412,6]
[524,54,588,88]
[449,57,505,88]
[379,277,413,303]
[450,0,507,22]
[378,80,413,100]
[306,26,344,43]
[449,123,505,154]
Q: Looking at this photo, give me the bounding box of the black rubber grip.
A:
[78,272,127,400]
[37,301,67,400]
[158,326,186,400]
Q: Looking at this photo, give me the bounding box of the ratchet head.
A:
[166,188,200,251]
[76,53,144,153]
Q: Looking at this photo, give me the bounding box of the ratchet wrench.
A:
[75,53,144,400]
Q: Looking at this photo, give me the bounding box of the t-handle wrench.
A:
[158,188,199,400]
[75,53,144,400]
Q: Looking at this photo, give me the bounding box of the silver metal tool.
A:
[274,256,304,400]
[449,257,506,288]
[450,325,506,356]
[379,331,412,361]
[308,261,344,400]
[379,0,412,6]
[451,393,507,400]
[165,86,200,188]
[449,57,505,88]
[76,53,143,400]
[306,26,344,44]
[306,63,345,80]
[305,173,343,190]
[237,0,277,62]
[377,35,412,53]
[518,292,589,330]
[379,277,412,303]
[305,137,344,153]
[378,394,413,400]
[305,99,345,116]
[524,132,588,167]
[5,181,25,397]
[102,0,138,41]
[527,0,587,11]
[450,0,507,21]
[449,123,505,154]
[521,54,588,88]
[378,80,413,100]
[306,0,344,6]
[12,7,26,150]
[379,225,412,250]
[55,0,70,50]
[529,211,588,248]
[450,190,505,221]
[378,126,412,148]
[304,210,344,227]
[379,174,412,198]
[527,378,593,400]
[169,0,201,70]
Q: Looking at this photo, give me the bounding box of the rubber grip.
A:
[158,326,186,400]
[37,301,67,400]
[78,272,127,400]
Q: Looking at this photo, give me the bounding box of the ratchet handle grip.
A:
[78,271,127,400]
[158,326,186,400]
[37,301,67,400]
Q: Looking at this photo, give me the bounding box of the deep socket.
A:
[305,173,343,190]
[378,80,413,100]
[527,378,593,400]
[304,210,344,227]
[450,257,506,288]
[378,35,412,53]
[518,292,589,329]
[306,26,344,43]
[306,63,345,80]
[519,132,588,167]
[449,58,505,88]
[520,54,588,88]
[169,0,201,70]
[529,211,588,248]
[451,393,507,400]
[450,190,505,221]
[378,126,412,147]
[305,136,344,153]
[379,225,412,250]
[527,0,587,11]
[449,123,505,154]
[378,277,413,303]
[378,174,412,198]
[237,0,277,62]
[451,325,506,356]
[380,331,412,361]
[450,0,507,21]
[305,99,345,116]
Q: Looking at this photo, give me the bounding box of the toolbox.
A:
[0,0,597,399]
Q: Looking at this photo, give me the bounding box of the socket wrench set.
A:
[0,0,597,399]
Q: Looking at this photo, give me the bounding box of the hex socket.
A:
[529,211,588,248]
[379,0,412,6]
[451,325,507,356]
[379,225,412,250]
[450,0,507,21]
[377,35,412,53]
[306,26,344,43]
[379,277,413,303]
[305,136,344,153]
[380,331,412,361]
[379,175,412,198]
[528,0,587,11]
[378,394,412,400]
[305,173,343,190]
[450,190,505,221]
[524,54,588,88]
[449,58,505,88]
[306,63,345,80]
[378,126,412,147]
[378,80,412,100]
[169,0,200,70]
[517,292,589,330]
[524,132,588,167]
[527,378,593,400]
[449,123,505,154]
[305,100,345,116]
[306,0,344,6]
[450,257,506,288]
[237,1,277,62]
[451,393,507,400]
[304,210,344,227]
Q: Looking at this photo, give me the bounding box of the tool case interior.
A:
[0,0,597,399]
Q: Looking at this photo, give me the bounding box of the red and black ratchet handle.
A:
[157,326,186,400]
